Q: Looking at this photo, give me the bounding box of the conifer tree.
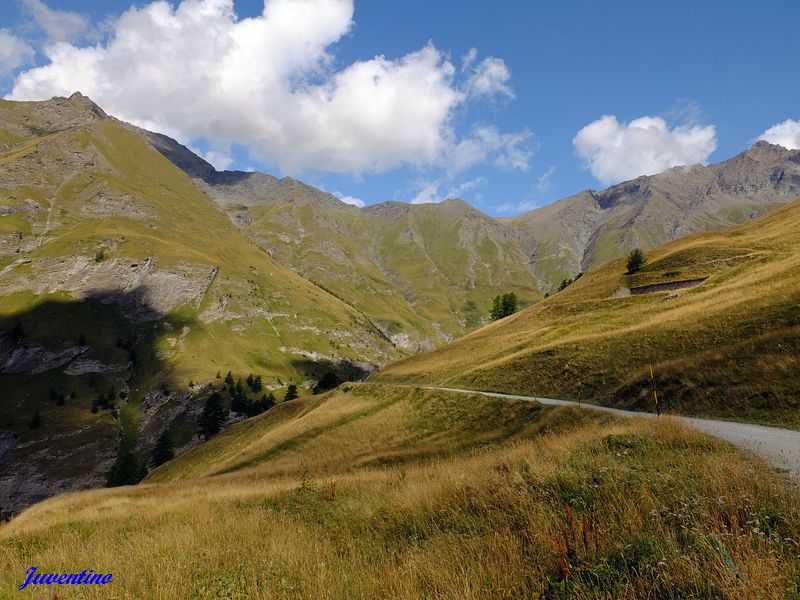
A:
[150,429,175,468]
[199,392,228,439]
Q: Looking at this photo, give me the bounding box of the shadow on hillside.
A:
[289,357,372,390]
[0,287,197,515]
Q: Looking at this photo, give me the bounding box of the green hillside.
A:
[378,199,800,428]
[0,95,399,512]
[215,189,541,349]
[2,383,798,598]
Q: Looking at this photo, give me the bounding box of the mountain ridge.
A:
[138,111,800,296]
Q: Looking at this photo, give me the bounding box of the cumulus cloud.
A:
[573,115,717,185]
[333,191,365,207]
[22,0,90,42]
[0,30,35,75]
[758,119,800,150]
[463,51,513,99]
[8,0,528,177]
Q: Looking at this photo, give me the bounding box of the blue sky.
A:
[1,0,799,215]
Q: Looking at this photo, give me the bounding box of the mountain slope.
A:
[509,141,800,288]
[144,126,800,329]
[3,383,798,598]
[377,198,800,427]
[141,131,543,348]
[0,94,398,512]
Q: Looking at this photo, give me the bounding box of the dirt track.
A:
[430,386,800,476]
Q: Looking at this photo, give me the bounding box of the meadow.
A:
[1,384,798,598]
[377,200,800,428]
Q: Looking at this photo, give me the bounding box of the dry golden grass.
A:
[1,385,798,598]
[376,200,800,427]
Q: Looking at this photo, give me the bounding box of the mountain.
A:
[377,197,800,428]
[3,93,800,513]
[140,129,543,349]
[508,141,800,288]
[145,128,800,340]
[0,94,399,513]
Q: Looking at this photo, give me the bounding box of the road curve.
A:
[427,386,800,477]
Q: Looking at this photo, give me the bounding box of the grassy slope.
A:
[0,118,398,385]
[228,197,541,346]
[0,109,398,500]
[377,200,800,428]
[1,384,798,598]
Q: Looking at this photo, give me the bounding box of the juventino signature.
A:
[19,567,112,590]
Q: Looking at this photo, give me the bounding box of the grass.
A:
[377,199,800,428]
[1,384,798,598]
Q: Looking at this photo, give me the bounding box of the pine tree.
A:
[107,447,146,487]
[224,371,234,386]
[490,292,519,320]
[627,248,647,274]
[199,392,228,439]
[501,292,518,317]
[284,384,299,401]
[246,373,255,389]
[252,375,263,393]
[490,295,503,320]
[258,393,276,412]
[150,429,175,468]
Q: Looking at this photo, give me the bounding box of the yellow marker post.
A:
[649,365,660,416]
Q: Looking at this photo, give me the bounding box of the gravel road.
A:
[430,386,800,477]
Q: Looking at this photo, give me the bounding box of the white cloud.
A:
[573,115,717,185]
[8,0,526,177]
[0,30,34,75]
[409,176,487,205]
[758,119,800,150]
[22,0,89,43]
[461,47,478,72]
[203,149,234,171]
[496,199,541,214]
[535,165,556,195]
[333,191,364,207]
[410,180,441,204]
[447,126,533,173]
[463,55,513,99]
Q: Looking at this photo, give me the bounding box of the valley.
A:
[0,93,798,599]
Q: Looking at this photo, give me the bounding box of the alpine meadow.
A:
[1,1,799,599]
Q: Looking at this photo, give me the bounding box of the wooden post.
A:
[649,365,660,416]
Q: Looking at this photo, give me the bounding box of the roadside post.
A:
[649,365,660,416]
